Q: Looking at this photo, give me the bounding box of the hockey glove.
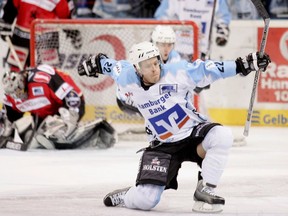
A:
[78,53,108,77]
[235,52,271,76]
[215,23,229,46]
[58,107,79,141]
[0,19,12,41]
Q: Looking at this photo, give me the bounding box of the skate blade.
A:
[192,201,223,213]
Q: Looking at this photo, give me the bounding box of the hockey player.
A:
[0,0,74,71]
[151,25,181,64]
[78,41,271,213]
[154,0,231,60]
[117,25,182,115]
[0,64,116,150]
[155,0,231,103]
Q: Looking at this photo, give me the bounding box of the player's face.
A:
[139,57,161,85]
[156,42,174,61]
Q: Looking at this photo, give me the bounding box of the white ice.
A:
[0,127,287,216]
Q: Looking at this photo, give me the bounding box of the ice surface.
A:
[0,127,287,216]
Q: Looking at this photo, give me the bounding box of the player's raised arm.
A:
[78,53,109,77]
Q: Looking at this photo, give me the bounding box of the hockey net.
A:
[30,19,199,140]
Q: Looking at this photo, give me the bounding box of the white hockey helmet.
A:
[2,71,26,98]
[128,41,161,72]
[151,25,176,44]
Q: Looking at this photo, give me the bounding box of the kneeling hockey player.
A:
[78,41,271,213]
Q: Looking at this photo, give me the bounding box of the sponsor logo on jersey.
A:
[138,92,172,110]
[55,83,73,100]
[151,157,160,165]
[16,97,51,112]
[114,62,122,75]
[65,90,81,108]
[159,84,177,94]
[149,104,190,140]
[142,157,167,173]
[32,86,44,96]
[33,72,51,83]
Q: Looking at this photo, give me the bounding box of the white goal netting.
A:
[30,19,199,138]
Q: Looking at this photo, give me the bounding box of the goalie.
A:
[0,64,116,150]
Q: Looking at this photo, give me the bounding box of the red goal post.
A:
[30,19,199,134]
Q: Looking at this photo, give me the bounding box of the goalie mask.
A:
[151,25,176,44]
[2,71,27,99]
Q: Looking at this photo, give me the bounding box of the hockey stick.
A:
[243,0,270,137]
[5,36,24,70]
[205,0,217,60]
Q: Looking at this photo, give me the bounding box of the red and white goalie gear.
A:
[0,114,36,151]
[35,117,117,150]
[3,64,84,122]
[38,107,79,143]
[0,109,13,148]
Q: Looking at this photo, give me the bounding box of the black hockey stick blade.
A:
[251,0,270,20]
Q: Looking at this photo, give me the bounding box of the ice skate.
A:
[192,180,225,213]
[103,187,130,207]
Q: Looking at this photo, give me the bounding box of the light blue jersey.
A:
[165,50,182,64]
[101,58,236,143]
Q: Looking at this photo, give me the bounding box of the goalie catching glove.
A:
[42,108,79,143]
[78,53,108,77]
[235,52,271,76]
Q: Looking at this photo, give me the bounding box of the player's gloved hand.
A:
[215,23,229,46]
[235,52,271,76]
[78,53,108,77]
[0,19,12,41]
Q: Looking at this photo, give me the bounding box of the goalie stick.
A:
[243,0,270,137]
[5,36,24,70]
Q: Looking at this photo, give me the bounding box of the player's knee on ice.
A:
[124,184,165,210]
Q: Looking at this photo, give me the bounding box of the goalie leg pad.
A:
[35,134,55,150]
[95,120,117,149]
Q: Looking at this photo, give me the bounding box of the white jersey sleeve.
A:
[100,58,237,143]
